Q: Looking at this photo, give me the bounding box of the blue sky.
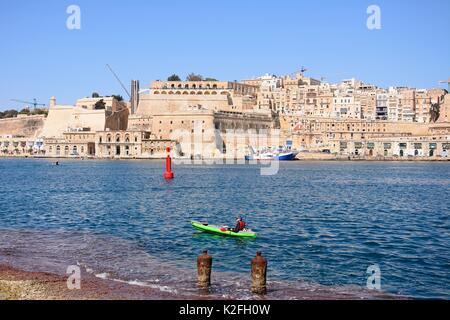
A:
[0,0,449,110]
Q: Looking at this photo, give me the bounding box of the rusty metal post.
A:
[251,251,267,294]
[197,250,212,289]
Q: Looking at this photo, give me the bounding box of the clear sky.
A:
[0,0,449,110]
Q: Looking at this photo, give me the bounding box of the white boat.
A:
[245,146,299,161]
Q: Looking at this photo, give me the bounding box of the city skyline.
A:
[1,0,450,307]
[1,0,450,111]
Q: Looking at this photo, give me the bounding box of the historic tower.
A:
[130,80,140,114]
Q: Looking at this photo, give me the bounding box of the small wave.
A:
[95,272,110,279]
[111,278,178,295]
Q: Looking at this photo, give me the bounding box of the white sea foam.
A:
[111,278,178,294]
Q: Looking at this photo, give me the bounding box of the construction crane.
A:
[292,66,307,78]
[438,77,450,91]
[106,64,131,99]
[10,98,46,110]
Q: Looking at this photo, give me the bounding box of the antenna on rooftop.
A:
[106,64,131,99]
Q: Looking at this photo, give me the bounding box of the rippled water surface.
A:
[0,159,449,299]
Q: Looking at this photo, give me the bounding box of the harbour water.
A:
[0,159,449,299]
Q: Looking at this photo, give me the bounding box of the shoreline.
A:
[0,264,404,301]
[0,155,449,162]
[0,264,194,300]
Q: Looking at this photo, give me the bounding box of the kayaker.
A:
[233,216,246,233]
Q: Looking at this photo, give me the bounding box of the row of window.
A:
[311,122,387,129]
[163,83,220,89]
[153,91,228,95]
[99,135,139,143]
[50,145,84,154]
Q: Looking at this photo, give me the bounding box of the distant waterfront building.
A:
[332,95,361,119]
[41,96,129,139]
[1,70,449,161]
[330,136,450,159]
[375,93,388,120]
[0,136,44,157]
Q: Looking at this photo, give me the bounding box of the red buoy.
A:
[164,147,174,180]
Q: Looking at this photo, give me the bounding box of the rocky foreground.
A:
[0,265,180,300]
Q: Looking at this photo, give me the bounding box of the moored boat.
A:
[245,146,298,161]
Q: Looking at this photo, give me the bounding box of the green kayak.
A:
[191,221,257,239]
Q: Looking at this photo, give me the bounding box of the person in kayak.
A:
[232,216,246,233]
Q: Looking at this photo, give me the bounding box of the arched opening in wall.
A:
[154,91,160,95]
[185,84,189,89]
[369,149,373,157]
[212,84,217,89]
[168,91,174,94]
[190,91,196,95]
[72,146,78,154]
[197,91,203,95]
[56,146,60,155]
[429,150,434,157]
[178,84,182,88]
[414,150,419,156]
[171,84,175,88]
[64,146,69,155]
[161,91,167,95]
[116,146,121,156]
[220,91,228,95]
[204,91,210,95]
[175,91,181,95]
[192,84,197,89]
[400,150,404,157]
[206,84,211,89]
[125,135,130,143]
[116,135,120,143]
[183,91,189,95]
[211,91,217,95]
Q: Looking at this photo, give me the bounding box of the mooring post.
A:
[197,250,212,289]
[251,251,267,294]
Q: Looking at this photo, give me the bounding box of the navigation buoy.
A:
[164,147,174,180]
